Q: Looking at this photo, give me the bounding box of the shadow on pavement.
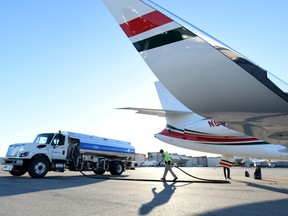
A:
[235,179,288,195]
[139,181,176,215]
[198,199,288,216]
[0,173,106,197]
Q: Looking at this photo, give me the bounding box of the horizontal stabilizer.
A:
[118,107,191,117]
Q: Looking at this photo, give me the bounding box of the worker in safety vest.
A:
[160,149,178,181]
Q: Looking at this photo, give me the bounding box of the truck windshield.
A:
[34,133,55,144]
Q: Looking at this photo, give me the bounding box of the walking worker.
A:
[160,149,178,181]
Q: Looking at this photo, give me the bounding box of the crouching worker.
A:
[254,165,262,180]
[160,149,178,181]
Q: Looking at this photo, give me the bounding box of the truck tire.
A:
[109,161,124,175]
[9,168,27,176]
[93,170,105,175]
[28,157,49,178]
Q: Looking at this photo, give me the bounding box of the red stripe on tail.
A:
[120,10,173,37]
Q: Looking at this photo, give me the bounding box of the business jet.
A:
[103,0,288,148]
[121,81,288,163]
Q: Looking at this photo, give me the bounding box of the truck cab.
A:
[2,132,70,178]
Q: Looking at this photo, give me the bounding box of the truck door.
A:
[49,134,67,160]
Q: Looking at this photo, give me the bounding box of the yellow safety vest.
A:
[163,152,172,162]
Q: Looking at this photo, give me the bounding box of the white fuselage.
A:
[155,133,288,161]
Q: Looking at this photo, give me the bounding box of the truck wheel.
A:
[109,161,124,175]
[28,157,49,178]
[93,170,105,175]
[9,168,27,176]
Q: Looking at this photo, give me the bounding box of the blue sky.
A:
[1,0,287,157]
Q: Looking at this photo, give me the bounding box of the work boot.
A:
[172,177,178,182]
[161,178,166,181]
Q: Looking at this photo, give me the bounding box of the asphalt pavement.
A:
[0,167,288,216]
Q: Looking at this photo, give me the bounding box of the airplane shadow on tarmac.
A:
[198,199,288,216]
[139,181,177,215]
[0,174,106,197]
[198,180,288,216]
[236,179,288,195]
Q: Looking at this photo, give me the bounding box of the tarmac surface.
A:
[0,166,288,216]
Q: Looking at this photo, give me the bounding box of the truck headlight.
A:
[19,151,30,158]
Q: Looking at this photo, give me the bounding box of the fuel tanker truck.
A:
[1,131,135,178]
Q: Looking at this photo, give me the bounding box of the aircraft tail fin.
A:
[154,81,191,113]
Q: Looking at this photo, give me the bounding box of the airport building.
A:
[133,153,146,167]
[144,152,221,167]
[137,152,288,168]
[244,159,288,168]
